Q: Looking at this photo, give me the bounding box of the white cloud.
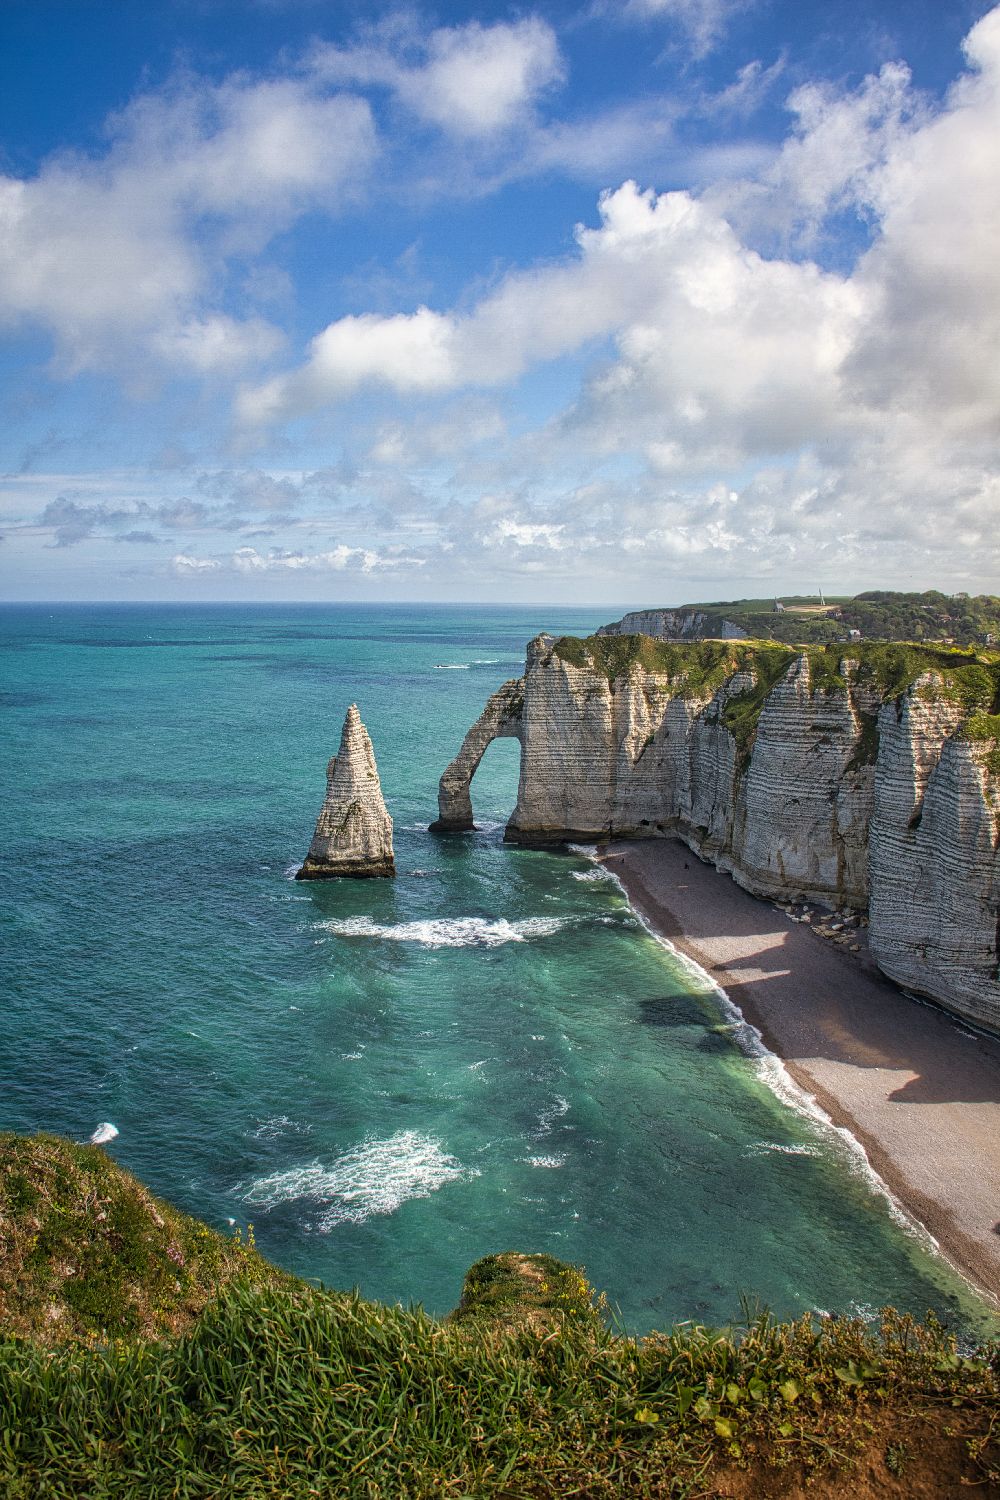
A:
[171,553,222,574]
[313,17,563,137]
[615,0,747,57]
[490,519,566,549]
[243,5,1000,593]
[0,73,375,376]
[239,177,858,429]
[231,545,424,573]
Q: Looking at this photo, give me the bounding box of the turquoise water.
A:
[1,603,993,1336]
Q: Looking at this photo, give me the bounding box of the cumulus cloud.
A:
[313,17,563,137]
[0,72,376,376]
[236,544,421,572]
[239,6,1000,591]
[238,176,856,432]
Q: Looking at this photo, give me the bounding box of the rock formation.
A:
[597,609,748,640]
[430,678,524,831]
[297,704,394,879]
[434,635,1000,1033]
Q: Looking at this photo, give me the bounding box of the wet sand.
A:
[600,837,1000,1307]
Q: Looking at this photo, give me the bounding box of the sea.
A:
[1,602,994,1337]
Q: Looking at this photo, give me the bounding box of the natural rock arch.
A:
[429,678,524,832]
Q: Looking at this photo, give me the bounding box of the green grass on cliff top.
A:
[0,1132,289,1344]
[549,637,1000,771]
[551,635,1000,708]
[2,1134,1000,1497]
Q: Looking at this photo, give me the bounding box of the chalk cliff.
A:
[298,704,394,879]
[597,609,748,640]
[434,635,1000,1033]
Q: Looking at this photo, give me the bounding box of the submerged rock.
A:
[297,704,395,879]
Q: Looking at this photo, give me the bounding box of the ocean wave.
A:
[284,863,302,880]
[600,858,938,1248]
[565,844,940,1256]
[88,1122,119,1144]
[240,1130,476,1228]
[745,1141,821,1158]
[316,914,569,948]
[526,1153,567,1168]
[249,1116,313,1141]
[433,659,501,670]
[533,1096,570,1137]
[571,867,616,883]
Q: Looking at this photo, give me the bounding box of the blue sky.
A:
[1,0,997,603]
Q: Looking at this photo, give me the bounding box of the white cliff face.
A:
[434,635,1000,1033]
[298,704,394,879]
[868,682,1000,1030]
[727,657,874,906]
[597,609,749,640]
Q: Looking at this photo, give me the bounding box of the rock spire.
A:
[297,704,395,879]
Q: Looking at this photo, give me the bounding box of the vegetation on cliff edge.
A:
[1,1134,999,1497]
[608,591,1000,647]
[550,636,1000,771]
[0,1132,289,1344]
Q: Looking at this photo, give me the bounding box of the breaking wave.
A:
[249,1116,313,1141]
[316,914,569,948]
[533,1096,570,1137]
[241,1130,476,1228]
[433,659,501,670]
[746,1141,822,1158]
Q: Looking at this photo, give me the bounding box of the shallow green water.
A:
[1,603,993,1336]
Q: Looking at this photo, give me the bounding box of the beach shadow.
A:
[613,838,1000,1108]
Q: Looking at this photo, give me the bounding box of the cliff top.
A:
[1,1132,998,1495]
[546,636,1000,769]
[550,633,1000,703]
[0,1132,288,1344]
[600,590,1000,647]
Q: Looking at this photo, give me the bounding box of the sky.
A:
[1,0,998,605]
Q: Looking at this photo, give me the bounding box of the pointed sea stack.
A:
[296,705,395,879]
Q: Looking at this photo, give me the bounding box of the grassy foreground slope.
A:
[2,1135,999,1497]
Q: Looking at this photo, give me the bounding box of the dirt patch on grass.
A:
[710,1404,998,1496]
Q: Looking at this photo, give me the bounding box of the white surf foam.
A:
[250,1116,313,1141]
[746,1141,821,1158]
[433,659,501,669]
[316,914,569,948]
[526,1153,567,1168]
[571,867,616,883]
[89,1122,119,1144]
[581,849,939,1251]
[241,1130,476,1228]
[534,1096,570,1137]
